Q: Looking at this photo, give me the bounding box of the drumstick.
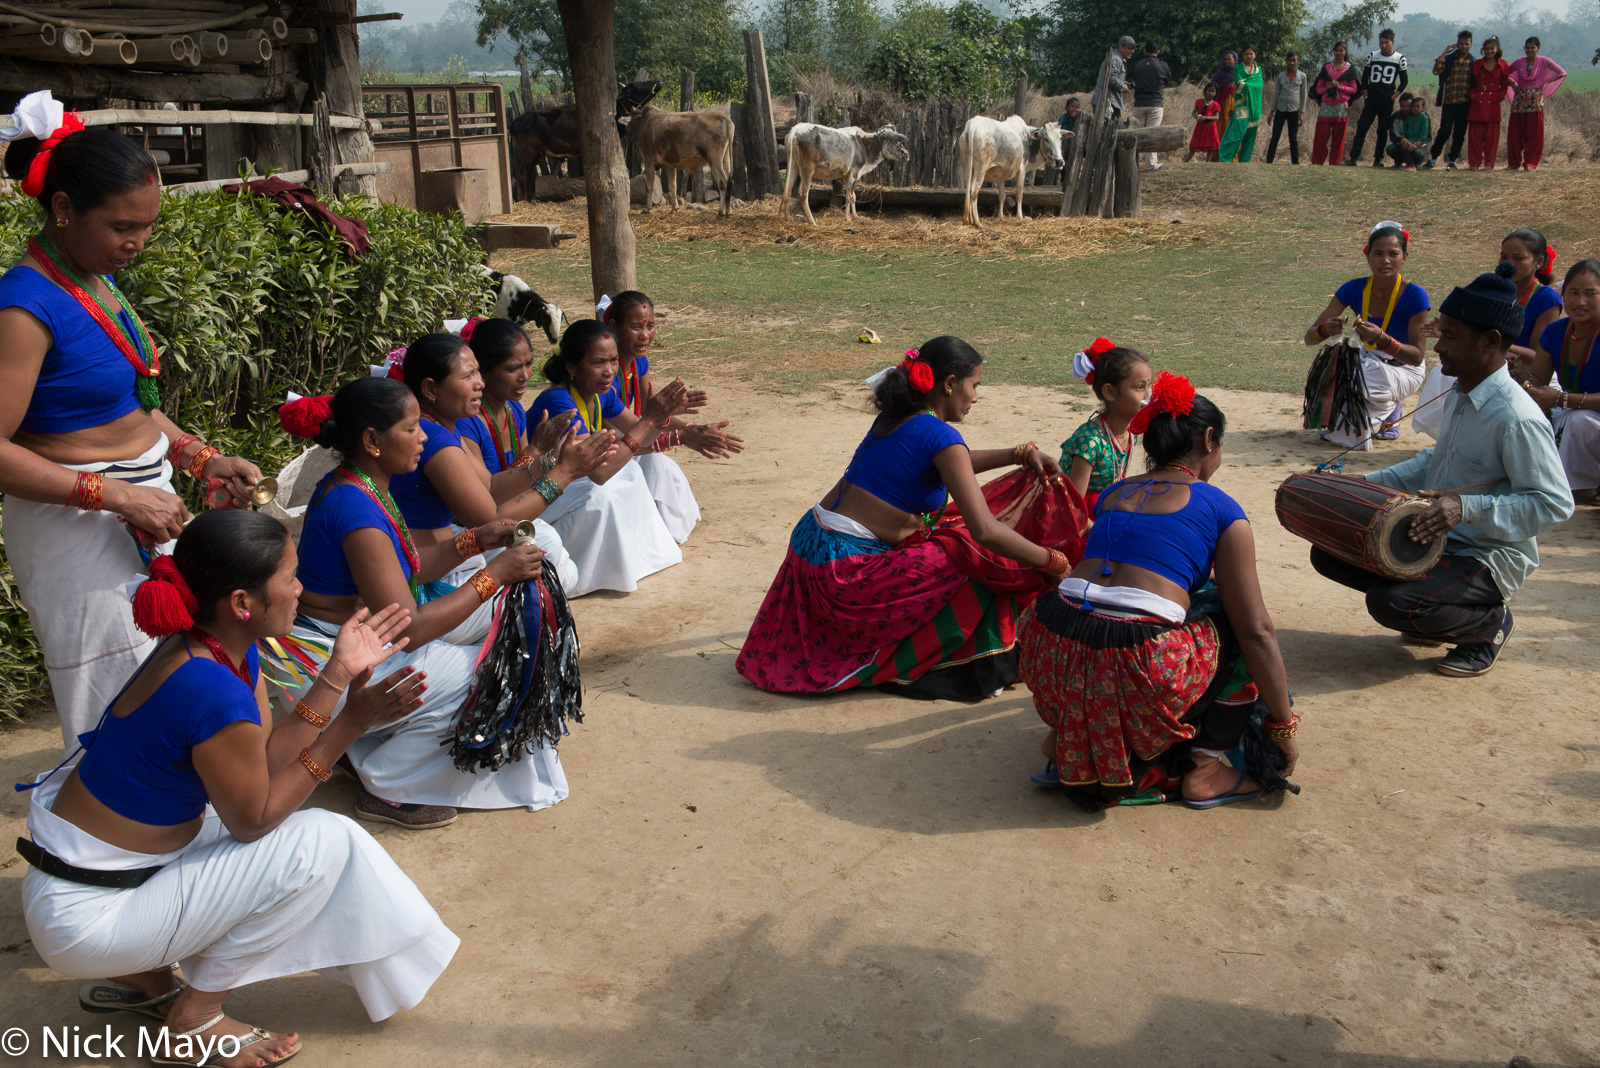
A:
[1313,387,1458,474]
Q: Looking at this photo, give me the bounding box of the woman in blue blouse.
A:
[0,116,262,747]
[1526,258,1600,501]
[1303,221,1431,448]
[18,510,453,1064]
[526,320,693,595]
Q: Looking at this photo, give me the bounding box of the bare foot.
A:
[159,1011,300,1068]
[1182,754,1261,802]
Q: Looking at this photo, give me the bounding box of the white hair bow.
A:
[0,90,63,143]
[1071,350,1097,380]
[595,294,613,321]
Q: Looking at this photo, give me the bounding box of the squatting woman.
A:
[267,378,561,829]
[17,510,454,1065]
[528,320,694,595]
[1303,220,1430,448]
[737,337,1073,701]
[1020,374,1300,810]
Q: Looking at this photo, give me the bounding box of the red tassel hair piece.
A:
[900,350,934,393]
[132,555,198,637]
[1128,370,1196,435]
[279,395,334,438]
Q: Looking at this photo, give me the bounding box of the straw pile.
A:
[497,195,1201,259]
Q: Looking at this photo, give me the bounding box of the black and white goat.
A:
[478,266,564,344]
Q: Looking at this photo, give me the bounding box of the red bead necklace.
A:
[189,627,251,686]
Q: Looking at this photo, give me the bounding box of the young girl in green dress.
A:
[1061,338,1152,508]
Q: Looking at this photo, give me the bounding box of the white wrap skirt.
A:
[20,772,458,1022]
[4,435,172,748]
[259,615,569,811]
[536,461,681,596]
[633,452,701,544]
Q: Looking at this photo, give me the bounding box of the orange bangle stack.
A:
[1038,548,1071,580]
[68,470,104,511]
[294,699,330,729]
[299,748,331,782]
[186,445,221,481]
[454,528,480,559]
[467,569,499,603]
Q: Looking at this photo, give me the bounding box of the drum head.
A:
[1374,497,1446,580]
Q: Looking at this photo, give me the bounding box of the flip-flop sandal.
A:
[79,974,184,1020]
[148,1012,301,1068]
[1183,770,1262,810]
[1030,758,1061,788]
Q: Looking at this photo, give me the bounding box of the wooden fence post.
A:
[679,67,699,201]
[1013,73,1027,120]
[742,29,778,197]
[728,100,751,201]
[1111,138,1137,218]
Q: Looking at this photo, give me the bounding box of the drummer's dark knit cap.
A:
[1440,261,1523,343]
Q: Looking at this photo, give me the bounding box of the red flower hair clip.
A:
[20,111,84,199]
[1128,370,1195,435]
[1072,336,1116,385]
[900,349,934,393]
[279,394,334,438]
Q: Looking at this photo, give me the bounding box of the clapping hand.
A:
[339,665,427,732]
[556,423,618,479]
[320,603,412,692]
[682,421,745,459]
[530,410,573,455]
[643,378,701,423]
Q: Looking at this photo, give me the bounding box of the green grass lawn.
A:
[504,165,1593,396]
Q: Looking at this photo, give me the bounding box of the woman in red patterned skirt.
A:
[1019,373,1301,811]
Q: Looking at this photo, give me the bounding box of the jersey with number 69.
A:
[1361,50,1409,97]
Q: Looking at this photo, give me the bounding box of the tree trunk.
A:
[518,50,532,101]
[1013,74,1027,120]
[742,29,778,197]
[558,0,635,299]
[309,0,375,194]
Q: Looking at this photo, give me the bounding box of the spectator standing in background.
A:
[1186,82,1222,162]
[1092,36,1136,122]
[1211,50,1239,130]
[1266,51,1308,164]
[1467,37,1510,171]
[1127,40,1171,169]
[1219,45,1264,163]
[1312,41,1360,164]
[1058,96,1082,138]
[1430,30,1475,170]
[1505,37,1566,171]
[1346,28,1407,166]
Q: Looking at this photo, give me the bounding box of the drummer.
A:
[1309,267,1573,677]
[1303,220,1430,448]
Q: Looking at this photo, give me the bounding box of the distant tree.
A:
[1299,0,1396,67]
[608,0,746,94]
[825,0,884,76]
[1040,0,1308,89]
[473,0,568,84]
[873,0,1030,103]
[768,0,825,58]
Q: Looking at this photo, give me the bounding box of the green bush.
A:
[0,189,491,722]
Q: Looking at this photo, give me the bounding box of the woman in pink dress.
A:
[1505,36,1565,171]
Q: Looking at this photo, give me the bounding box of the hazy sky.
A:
[366,0,1507,30]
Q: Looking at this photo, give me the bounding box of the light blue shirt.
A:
[1367,363,1573,597]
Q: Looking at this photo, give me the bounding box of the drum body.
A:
[1275,471,1444,581]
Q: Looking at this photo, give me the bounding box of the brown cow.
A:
[509,79,660,199]
[622,104,735,216]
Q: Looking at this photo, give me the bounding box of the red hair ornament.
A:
[1127,370,1195,435]
[279,394,334,438]
[132,555,199,637]
[900,349,934,393]
[1072,336,1116,386]
[20,111,84,199]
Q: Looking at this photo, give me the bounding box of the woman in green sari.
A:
[1219,46,1263,162]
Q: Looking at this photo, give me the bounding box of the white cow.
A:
[957,116,1065,228]
[781,123,911,226]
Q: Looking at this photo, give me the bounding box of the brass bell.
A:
[250,477,279,508]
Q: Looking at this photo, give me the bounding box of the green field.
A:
[502,165,1594,397]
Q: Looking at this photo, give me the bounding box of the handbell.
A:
[512,520,538,547]
[250,477,279,508]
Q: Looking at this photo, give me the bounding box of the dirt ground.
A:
[2,379,1597,1068]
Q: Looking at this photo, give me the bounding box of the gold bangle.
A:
[186,445,221,481]
[1013,441,1039,465]
[294,699,330,729]
[454,528,480,559]
[621,432,646,453]
[299,748,332,782]
[467,569,499,603]
[1263,713,1300,741]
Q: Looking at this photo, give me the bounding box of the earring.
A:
[55,217,66,228]
[372,447,381,458]
[945,386,953,395]
[241,610,251,620]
